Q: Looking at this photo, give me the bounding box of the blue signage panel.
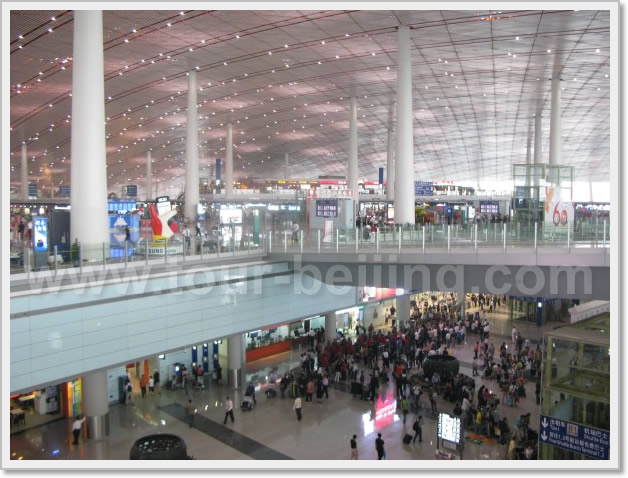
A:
[378,167,384,185]
[539,415,609,460]
[58,186,71,197]
[33,217,48,252]
[216,158,222,185]
[414,181,434,196]
[28,183,38,197]
[126,185,137,197]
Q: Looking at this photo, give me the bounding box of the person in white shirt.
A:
[291,222,299,244]
[293,396,302,421]
[72,415,86,445]
[223,397,234,424]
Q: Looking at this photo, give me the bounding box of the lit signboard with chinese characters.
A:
[438,413,461,444]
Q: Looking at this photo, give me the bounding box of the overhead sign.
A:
[539,415,609,460]
[58,186,71,197]
[126,185,138,197]
[438,413,462,444]
[28,183,38,197]
[33,217,48,252]
[414,181,434,196]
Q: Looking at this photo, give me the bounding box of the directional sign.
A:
[539,415,609,460]
[414,181,434,196]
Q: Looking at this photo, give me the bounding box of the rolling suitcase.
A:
[403,434,413,444]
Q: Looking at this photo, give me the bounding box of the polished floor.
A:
[10,306,553,461]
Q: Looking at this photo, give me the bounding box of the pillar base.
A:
[86,413,109,440]
[227,368,241,388]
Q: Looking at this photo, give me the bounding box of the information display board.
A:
[479,200,499,214]
[414,181,434,196]
[316,199,338,217]
[540,415,609,460]
[58,186,71,197]
[33,217,48,252]
[438,413,462,444]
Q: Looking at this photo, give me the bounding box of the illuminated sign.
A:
[540,415,609,460]
[438,413,461,444]
[33,217,48,252]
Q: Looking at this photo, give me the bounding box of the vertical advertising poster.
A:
[33,217,48,252]
[545,186,574,227]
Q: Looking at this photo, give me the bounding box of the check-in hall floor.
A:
[10,310,553,462]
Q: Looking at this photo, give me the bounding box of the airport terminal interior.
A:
[6,5,616,468]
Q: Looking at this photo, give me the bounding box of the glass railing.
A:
[9,220,608,277]
[264,220,610,255]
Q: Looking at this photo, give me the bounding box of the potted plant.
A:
[70,239,80,267]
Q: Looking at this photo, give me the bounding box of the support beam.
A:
[82,370,109,440]
[21,144,28,200]
[533,114,542,164]
[549,75,562,166]
[394,26,415,225]
[70,10,108,257]
[225,123,233,197]
[145,150,152,201]
[227,334,243,388]
[386,127,394,201]
[284,153,289,180]
[348,97,359,202]
[184,70,199,220]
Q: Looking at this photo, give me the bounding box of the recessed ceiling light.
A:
[515,36,519,40]
[547,49,551,53]
[321,41,325,45]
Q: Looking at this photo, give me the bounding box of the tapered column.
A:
[227,334,244,387]
[395,296,411,327]
[386,127,394,201]
[348,97,359,203]
[146,150,152,201]
[394,26,416,225]
[225,123,233,197]
[549,75,561,166]
[533,114,542,164]
[70,10,108,255]
[82,370,109,439]
[21,144,28,200]
[284,153,289,180]
[184,70,199,220]
[325,312,337,343]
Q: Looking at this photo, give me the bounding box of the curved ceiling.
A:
[9,9,611,197]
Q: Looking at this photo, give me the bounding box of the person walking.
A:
[148,375,155,393]
[186,399,195,428]
[375,433,386,460]
[293,396,303,421]
[322,375,329,399]
[430,389,438,413]
[223,397,234,425]
[125,381,134,405]
[153,370,160,393]
[412,415,424,443]
[140,375,148,398]
[71,415,86,445]
[350,434,359,459]
[400,396,409,424]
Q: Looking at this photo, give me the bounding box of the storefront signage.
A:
[539,415,609,460]
[414,181,434,196]
[148,245,183,256]
[438,413,462,444]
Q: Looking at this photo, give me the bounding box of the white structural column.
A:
[70,11,108,254]
[21,143,28,200]
[533,114,542,164]
[386,127,395,201]
[348,97,359,202]
[549,75,561,166]
[145,150,152,201]
[325,311,337,343]
[82,370,109,440]
[184,70,199,220]
[227,334,244,388]
[395,296,411,328]
[225,123,233,197]
[284,153,289,180]
[394,26,416,225]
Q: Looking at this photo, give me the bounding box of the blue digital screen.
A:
[33,217,48,252]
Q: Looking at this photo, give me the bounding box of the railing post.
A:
[422,225,425,254]
[355,228,359,253]
[269,233,272,254]
[164,241,168,264]
[474,223,478,252]
[54,245,58,273]
[503,223,507,253]
[336,229,339,254]
[248,234,251,254]
[300,230,304,254]
[145,241,149,265]
[284,230,288,253]
[79,243,83,274]
[534,222,538,250]
[102,243,106,270]
[317,230,321,253]
[124,240,128,268]
[200,239,204,259]
[567,222,570,251]
[376,229,380,253]
[603,220,607,248]
[398,225,402,253]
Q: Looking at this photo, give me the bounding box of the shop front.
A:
[10,379,73,433]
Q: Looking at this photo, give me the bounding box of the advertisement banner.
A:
[33,217,48,252]
[545,186,574,227]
